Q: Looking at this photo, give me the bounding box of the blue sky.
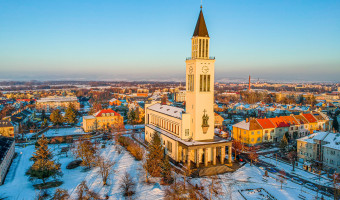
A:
[0,0,339,82]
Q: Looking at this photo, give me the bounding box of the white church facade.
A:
[145,6,232,171]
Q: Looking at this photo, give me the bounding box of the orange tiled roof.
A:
[256,118,275,129]
[95,109,121,117]
[280,116,299,126]
[269,117,290,128]
[294,115,308,124]
[302,113,317,123]
[249,119,262,130]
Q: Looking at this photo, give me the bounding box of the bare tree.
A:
[141,156,150,183]
[207,175,224,200]
[119,171,136,199]
[76,181,100,200]
[72,136,98,168]
[52,188,69,200]
[248,151,258,166]
[97,157,115,186]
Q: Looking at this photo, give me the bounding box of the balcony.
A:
[186,56,215,60]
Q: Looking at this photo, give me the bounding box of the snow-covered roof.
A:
[83,116,95,120]
[37,96,78,103]
[147,103,184,119]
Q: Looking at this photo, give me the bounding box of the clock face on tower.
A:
[189,66,193,74]
[202,66,209,74]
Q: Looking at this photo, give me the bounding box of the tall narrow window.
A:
[200,75,211,92]
[206,39,209,57]
[203,75,207,91]
[202,39,205,58]
[200,75,203,91]
[199,39,202,57]
[188,75,194,91]
[207,75,210,92]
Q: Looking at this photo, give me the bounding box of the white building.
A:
[297,131,340,173]
[0,137,15,185]
[145,6,232,174]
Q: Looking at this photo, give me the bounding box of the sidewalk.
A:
[260,155,333,187]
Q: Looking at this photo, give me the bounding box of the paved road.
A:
[255,157,334,198]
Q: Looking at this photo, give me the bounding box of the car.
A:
[267,167,278,173]
[291,177,303,185]
[305,183,318,191]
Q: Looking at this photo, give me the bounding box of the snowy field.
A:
[40,127,87,138]
[0,141,332,200]
[0,143,164,200]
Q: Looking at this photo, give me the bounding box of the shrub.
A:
[118,136,144,161]
[66,160,82,169]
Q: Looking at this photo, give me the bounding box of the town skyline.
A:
[1,0,339,82]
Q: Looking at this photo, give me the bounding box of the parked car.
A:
[305,183,318,191]
[267,167,278,173]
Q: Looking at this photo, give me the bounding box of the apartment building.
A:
[297,132,340,173]
[0,137,15,185]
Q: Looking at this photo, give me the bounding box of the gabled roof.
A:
[294,115,308,124]
[280,116,299,126]
[147,103,184,119]
[256,118,275,129]
[312,112,326,121]
[233,119,262,131]
[193,7,209,37]
[94,109,121,117]
[302,113,318,123]
[269,117,290,128]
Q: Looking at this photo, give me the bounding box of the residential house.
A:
[83,109,124,132]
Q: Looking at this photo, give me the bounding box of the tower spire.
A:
[193,6,209,37]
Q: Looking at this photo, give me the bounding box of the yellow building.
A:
[0,120,15,137]
[83,109,124,132]
[214,113,224,128]
[36,96,80,112]
[232,119,263,147]
[145,7,232,175]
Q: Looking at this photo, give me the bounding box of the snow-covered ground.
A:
[260,155,333,187]
[125,124,145,130]
[0,143,164,199]
[192,164,331,200]
[0,140,332,200]
[40,128,87,138]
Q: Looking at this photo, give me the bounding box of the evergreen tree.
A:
[41,109,47,121]
[127,109,137,124]
[26,135,62,184]
[280,135,288,152]
[146,132,164,177]
[333,116,339,132]
[50,109,63,126]
[65,104,77,125]
[161,155,173,184]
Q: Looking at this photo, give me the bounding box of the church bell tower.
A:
[186,6,215,141]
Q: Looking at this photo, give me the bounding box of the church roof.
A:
[147,103,184,119]
[193,7,209,37]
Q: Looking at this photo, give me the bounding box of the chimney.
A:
[161,95,167,105]
[248,75,251,91]
[246,118,249,123]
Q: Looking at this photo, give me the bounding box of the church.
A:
[145,6,233,173]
